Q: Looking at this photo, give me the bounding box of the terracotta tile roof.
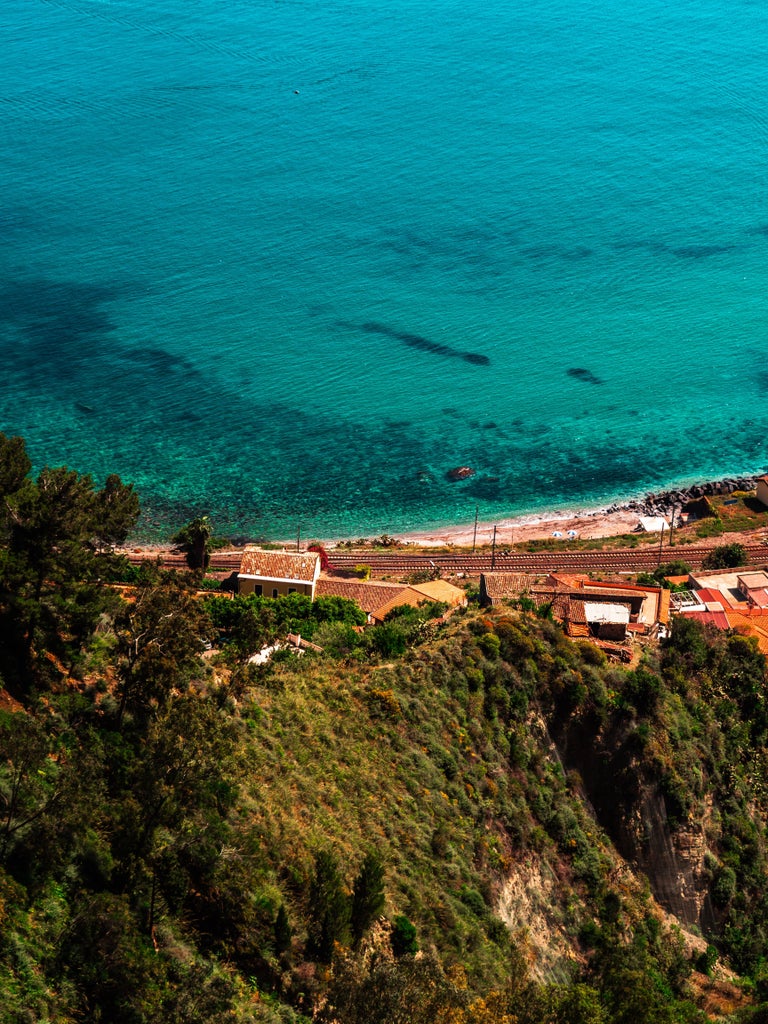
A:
[725,611,768,655]
[546,572,589,589]
[410,580,467,606]
[566,621,591,638]
[315,578,408,614]
[658,588,671,625]
[239,548,320,582]
[371,588,446,622]
[481,573,541,600]
[581,580,656,593]
[567,600,587,624]
[548,594,572,620]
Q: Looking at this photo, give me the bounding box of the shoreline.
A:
[325,473,765,549]
[124,473,764,554]
[327,471,765,549]
[393,505,643,549]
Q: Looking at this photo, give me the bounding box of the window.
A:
[255,584,263,597]
[288,588,296,595]
[272,588,279,599]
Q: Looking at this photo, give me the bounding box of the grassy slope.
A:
[3,598,765,1022]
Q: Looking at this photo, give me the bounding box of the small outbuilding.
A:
[737,571,768,609]
[756,475,768,509]
[636,516,668,533]
[582,601,631,641]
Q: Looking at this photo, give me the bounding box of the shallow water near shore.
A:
[2,0,768,540]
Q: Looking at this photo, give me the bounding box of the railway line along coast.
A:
[128,540,768,577]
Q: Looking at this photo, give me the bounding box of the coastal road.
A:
[129,542,768,576]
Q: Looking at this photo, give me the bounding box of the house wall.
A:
[595,621,627,642]
[238,578,314,599]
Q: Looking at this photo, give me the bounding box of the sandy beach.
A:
[392,507,644,549]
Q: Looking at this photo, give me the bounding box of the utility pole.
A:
[472,505,478,553]
[669,507,676,548]
[491,525,497,570]
[657,523,665,567]
[296,523,301,552]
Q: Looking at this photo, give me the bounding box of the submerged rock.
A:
[446,466,476,482]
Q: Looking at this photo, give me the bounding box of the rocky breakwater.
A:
[602,475,762,520]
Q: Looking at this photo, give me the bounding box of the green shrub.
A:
[391,915,418,956]
[478,633,501,660]
[702,543,747,570]
[712,865,737,907]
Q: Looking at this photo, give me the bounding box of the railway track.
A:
[128,543,768,576]
[327,545,768,574]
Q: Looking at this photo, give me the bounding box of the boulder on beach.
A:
[446,466,475,482]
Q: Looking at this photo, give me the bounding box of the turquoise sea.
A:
[2,0,768,540]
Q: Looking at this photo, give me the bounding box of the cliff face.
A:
[548,711,716,932]
[628,791,715,930]
[495,857,583,982]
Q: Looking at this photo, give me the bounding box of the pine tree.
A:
[350,852,385,944]
[274,904,292,955]
[308,850,351,963]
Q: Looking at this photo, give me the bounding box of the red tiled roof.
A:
[725,611,768,654]
[697,587,726,605]
[239,548,320,582]
[409,580,467,606]
[481,573,541,600]
[681,609,730,629]
[315,577,408,614]
[546,573,589,589]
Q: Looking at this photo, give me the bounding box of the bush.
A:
[478,633,501,660]
[712,865,737,907]
[702,543,746,569]
[391,915,418,956]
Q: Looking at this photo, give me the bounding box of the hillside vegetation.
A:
[2,433,768,1023]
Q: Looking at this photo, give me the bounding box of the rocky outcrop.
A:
[495,856,584,982]
[603,475,762,520]
[627,791,715,929]
[550,714,717,933]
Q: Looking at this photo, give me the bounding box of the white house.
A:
[237,548,321,599]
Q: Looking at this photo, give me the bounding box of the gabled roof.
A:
[370,588,436,622]
[239,548,321,583]
[480,573,541,601]
[637,516,668,532]
[409,580,467,606]
[315,578,408,614]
